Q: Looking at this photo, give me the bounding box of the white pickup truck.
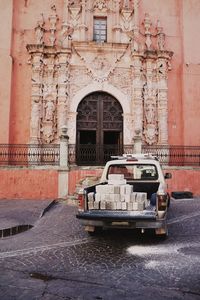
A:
[76,154,172,237]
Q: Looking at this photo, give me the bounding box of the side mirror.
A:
[164,172,172,179]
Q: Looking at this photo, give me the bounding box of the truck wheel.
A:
[155,227,168,239]
[87,227,102,236]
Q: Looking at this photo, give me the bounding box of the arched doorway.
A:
[76,92,123,165]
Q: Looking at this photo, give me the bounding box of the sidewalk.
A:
[0,199,54,231]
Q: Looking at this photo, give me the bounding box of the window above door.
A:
[93,17,107,42]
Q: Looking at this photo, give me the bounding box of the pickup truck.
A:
[76,154,172,237]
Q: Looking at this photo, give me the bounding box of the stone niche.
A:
[27,1,173,145]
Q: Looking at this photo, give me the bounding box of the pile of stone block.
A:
[87,174,148,211]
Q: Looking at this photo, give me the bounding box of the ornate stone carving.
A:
[156,20,165,51]
[121,3,134,32]
[123,113,133,144]
[69,6,81,28]
[49,5,59,46]
[27,2,173,147]
[143,13,152,50]
[35,20,45,45]
[70,66,92,97]
[44,99,55,121]
[108,67,132,96]
[60,24,73,48]
[30,100,41,141]
[94,0,107,11]
[143,85,158,145]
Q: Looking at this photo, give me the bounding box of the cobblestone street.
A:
[0,198,200,300]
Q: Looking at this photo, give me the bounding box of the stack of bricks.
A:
[87,174,148,211]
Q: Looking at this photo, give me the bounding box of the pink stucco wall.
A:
[69,168,200,197]
[0,167,199,200]
[0,169,58,199]
[68,169,103,195]
[164,168,200,196]
[0,0,197,145]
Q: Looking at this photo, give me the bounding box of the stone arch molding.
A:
[70,83,130,113]
[68,83,131,144]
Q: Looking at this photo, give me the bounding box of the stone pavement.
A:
[0,199,55,230]
[0,198,200,300]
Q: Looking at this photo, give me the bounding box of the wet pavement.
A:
[0,197,200,299]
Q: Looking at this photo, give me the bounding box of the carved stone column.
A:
[123,113,133,144]
[79,0,87,41]
[131,54,144,141]
[67,112,77,144]
[57,51,71,139]
[29,50,44,143]
[156,54,172,144]
[113,0,121,43]
[157,89,168,144]
[41,54,57,143]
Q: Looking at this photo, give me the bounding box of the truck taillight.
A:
[157,193,167,211]
[78,191,84,212]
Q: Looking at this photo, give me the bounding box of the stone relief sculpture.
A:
[45,100,55,121]
[35,20,45,45]
[30,101,41,141]
[94,0,107,11]
[27,1,173,146]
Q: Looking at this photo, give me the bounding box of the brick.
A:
[130,193,137,202]
[108,179,127,185]
[88,192,95,201]
[127,202,133,211]
[124,194,131,203]
[132,202,138,210]
[95,193,101,202]
[136,192,147,202]
[116,202,122,210]
[138,201,145,211]
[106,185,120,194]
[121,202,127,210]
[106,201,115,210]
[88,200,94,210]
[94,201,100,209]
[100,201,106,210]
[108,174,125,181]
[120,184,133,195]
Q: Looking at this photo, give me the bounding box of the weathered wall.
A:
[165,168,200,196]
[68,167,200,197]
[68,168,103,195]
[0,0,13,143]
[2,0,198,145]
[0,167,199,200]
[181,0,200,145]
[0,169,58,199]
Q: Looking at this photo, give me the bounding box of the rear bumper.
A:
[76,210,166,229]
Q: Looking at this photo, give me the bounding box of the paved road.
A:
[0,198,200,300]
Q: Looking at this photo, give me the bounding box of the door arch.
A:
[76,92,123,165]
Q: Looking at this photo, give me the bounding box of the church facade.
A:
[0,0,200,198]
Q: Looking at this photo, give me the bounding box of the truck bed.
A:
[85,181,160,201]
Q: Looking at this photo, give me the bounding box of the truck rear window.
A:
[107,164,158,180]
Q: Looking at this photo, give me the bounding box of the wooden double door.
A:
[76,92,123,165]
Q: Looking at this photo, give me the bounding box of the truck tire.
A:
[87,227,102,236]
[155,227,168,239]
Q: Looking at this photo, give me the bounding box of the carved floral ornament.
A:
[27,2,173,145]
